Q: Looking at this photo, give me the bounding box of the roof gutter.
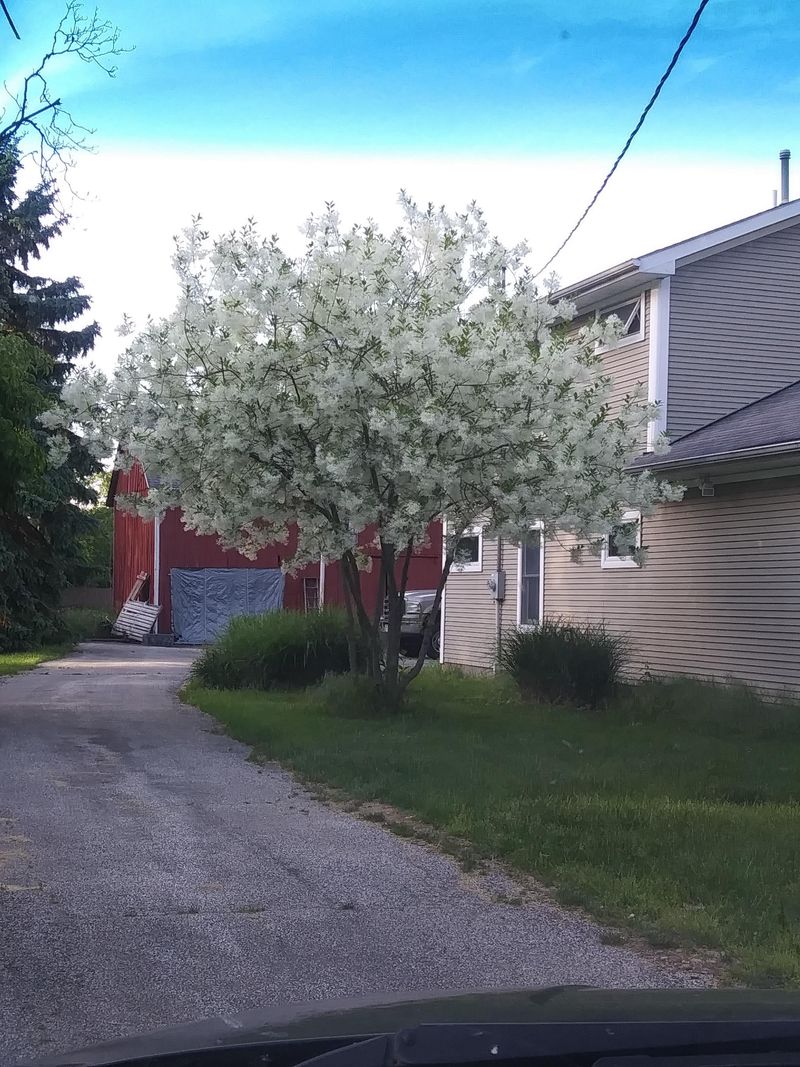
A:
[554,260,638,302]
[630,439,800,475]
[554,261,668,316]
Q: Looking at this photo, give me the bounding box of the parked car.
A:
[383,589,440,658]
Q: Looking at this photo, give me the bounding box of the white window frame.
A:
[452,525,483,573]
[601,510,642,570]
[516,526,545,629]
[596,294,645,351]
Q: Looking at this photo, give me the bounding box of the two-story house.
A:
[440,198,800,691]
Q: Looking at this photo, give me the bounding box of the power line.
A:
[534,0,712,278]
[1,0,20,39]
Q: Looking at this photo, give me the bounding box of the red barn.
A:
[107,462,442,643]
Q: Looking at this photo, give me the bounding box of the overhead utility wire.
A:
[1,1,20,39]
[534,0,712,278]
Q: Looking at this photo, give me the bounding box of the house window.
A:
[601,511,641,570]
[453,527,482,572]
[518,533,543,627]
[303,576,320,611]
[599,296,643,347]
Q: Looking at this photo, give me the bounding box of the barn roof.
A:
[106,460,158,507]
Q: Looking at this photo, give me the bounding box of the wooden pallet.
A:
[111,572,160,642]
[111,600,160,642]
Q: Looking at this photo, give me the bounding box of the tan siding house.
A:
[545,476,800,692]
[441,199,800,693]
[442,534,499,670]
[568,292,650,414]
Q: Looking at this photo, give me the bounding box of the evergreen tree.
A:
[0,145,102,648]
[0,331,58,648]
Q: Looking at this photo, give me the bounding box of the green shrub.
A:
[61,607,113,641]
[192,609,350,690]
[499,618,627,708]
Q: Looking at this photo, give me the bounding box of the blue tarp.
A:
[170,567,285,644]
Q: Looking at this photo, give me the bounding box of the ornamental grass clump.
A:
[500,619,627,708]
[192,609,349,690]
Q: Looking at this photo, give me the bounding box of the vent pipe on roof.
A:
[780,148,791,203]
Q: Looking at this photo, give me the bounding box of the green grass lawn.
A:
[185,668,800,988]
[0,607,112,677]
[0,644,74,677]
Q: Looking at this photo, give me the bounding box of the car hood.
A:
[30,986,800,1066]
[403,590,436,608]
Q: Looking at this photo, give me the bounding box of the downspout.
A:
[319,556,326,608]
[438,519,447,664]
[494,535,503,673]
[152,512,162,632]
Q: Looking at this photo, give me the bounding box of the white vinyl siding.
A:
[668,224,800,438]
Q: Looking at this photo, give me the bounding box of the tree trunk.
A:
[399,552,455,694]
[379,540,404,710]
[340,549,381,680]
[338,538,451,712]
[341,579,361,675]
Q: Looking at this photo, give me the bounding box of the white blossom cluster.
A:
[52,195,679,569]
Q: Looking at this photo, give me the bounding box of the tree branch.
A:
[0,0,132,181]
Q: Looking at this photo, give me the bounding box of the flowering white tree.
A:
[56,195,675,706]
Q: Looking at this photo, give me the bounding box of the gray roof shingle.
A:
[631,380,800,472]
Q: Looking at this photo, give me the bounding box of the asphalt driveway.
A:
[0,642,710,1064]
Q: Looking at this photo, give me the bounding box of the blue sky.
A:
[7,0,800,156]
[5,1,800,368]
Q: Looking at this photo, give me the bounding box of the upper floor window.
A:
[598,296,644,348]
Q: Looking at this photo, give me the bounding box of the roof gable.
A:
[557,197,800,312]
[636,197,800,275]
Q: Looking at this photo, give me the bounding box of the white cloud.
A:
[38,147,782,371]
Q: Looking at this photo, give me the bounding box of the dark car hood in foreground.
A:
[30,986,800,1067]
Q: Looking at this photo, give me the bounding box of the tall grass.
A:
[500,619,627,708]
[192,609,350,690]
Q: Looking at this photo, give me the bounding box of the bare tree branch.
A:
[0,1,132,181]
